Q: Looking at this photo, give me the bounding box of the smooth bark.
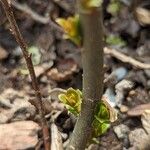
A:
[67,4,104,150]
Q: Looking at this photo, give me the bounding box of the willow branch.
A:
[67,4,104,150]
[0,0,50,149]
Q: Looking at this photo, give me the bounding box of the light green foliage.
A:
[80,0,103,12]
[19,68,29,75]
[28,46,41,65]
[58,88,117,138]
[92,102,110,137]
[56,1,104,44]
[107,0,121,16]
[58,88,82,116]
[106,34,126,47]
[86,0,103,8]
[19,46,41,75]
[56,15,81,46]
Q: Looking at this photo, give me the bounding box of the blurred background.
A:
[0,0,150,149]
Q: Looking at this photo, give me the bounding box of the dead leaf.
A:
[49,88,66,101]
[51,123,63,150]
[127,103,150,117]
[0,88,36,123]
[47,58,77,82]
[0,121,40,149]
[129,109,150,149]
[141,110,150,134]
[129,128,150,150]
[135,7,150,25]
[120,105,129,113]
[0,46,8,60]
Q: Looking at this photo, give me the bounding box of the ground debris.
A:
[127,103,150,116]
[113,124,130,140]
[0,46,8,60]
[51,123,63,150]
[47,58,78,82]
[0,88,36,123]
[129,110,150,149]
[135,7,150,25]
[115,79,134,107]
[0,121,40,149]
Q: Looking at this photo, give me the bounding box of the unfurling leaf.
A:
[87,0,103,8]
[58,88,82,116]
[58,88,117,138]
[92,97,117,137]
[107,0,121,16]
[101,96,118,123]
[56,15,81,46]
[81,0,103,10]
[92,102,110,137]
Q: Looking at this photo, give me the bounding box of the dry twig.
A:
[53,0,74,14]
[0,0,50,149]
[12,1,62,32]
[12,1,49,24]
[104,47,150,69]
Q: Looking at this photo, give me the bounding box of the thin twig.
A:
[104,47,150,69]
[0,0,50,150]
[53,0,74,14]
[12,1,49,23]
[11,1,63,32]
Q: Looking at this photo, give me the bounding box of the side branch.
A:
[0,0,50,150]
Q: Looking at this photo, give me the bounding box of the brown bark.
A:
[67,4,104,150]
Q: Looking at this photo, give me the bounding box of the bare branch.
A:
[0,0,50,149]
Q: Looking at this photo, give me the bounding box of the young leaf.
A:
[58,88,82,115]
[92,102,110,137]
[28,46,41,65]
[92,97,117,137]
[58,88,117,138]
[80,0,103,11]
[87,0,103,8]
[106,34,126,47]
[102,96,118,122]
[56,15,81,46]
[107,0,121,16]
[93,118,110,137]
[95,102,110,122]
